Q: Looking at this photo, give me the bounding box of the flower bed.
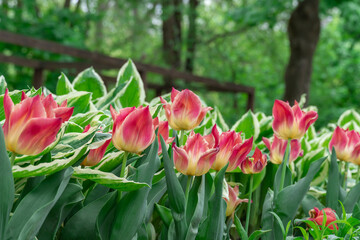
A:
[1,61,360,239]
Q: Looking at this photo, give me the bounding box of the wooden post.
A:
[32,68,44,88]
[246,91,255,111]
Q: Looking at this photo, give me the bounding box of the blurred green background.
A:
[0,0,360,128]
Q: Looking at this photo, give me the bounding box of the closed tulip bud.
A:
[156,121,175,154]
[272,100,318,140]
[172,131,219,176]
[160,88,212,131]
[3,89,70,155]
[224,185,248,218]
[208,125,253,171]
[111,105,157,154]
[240,148,267,174]
[81,125,111,167]
[308,207,338,230]
[262,136,303,164]
[329,126,360,163]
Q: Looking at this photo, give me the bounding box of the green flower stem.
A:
[185,175,193,203]
[179,130,185,146]
[10,152,16,166]
[279,139,291,192]
[357,165,360,183]
[245,174,254,234]
[117,151,129,202]
[343,162,349,190]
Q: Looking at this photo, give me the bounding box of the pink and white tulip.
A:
[160,88,212,131]
[263,136,303,164]
[329,126,360,163]
[308,207,338,230]
[272,100,318,140]
[240,148,267,174]
[81,125,111,167]
[172,131,219,176]
[111,105,157,154]
[224,185,248,217]
[207,125,253,171]
[3,89,71,155]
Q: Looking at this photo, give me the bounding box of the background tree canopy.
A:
[0,0,360,128]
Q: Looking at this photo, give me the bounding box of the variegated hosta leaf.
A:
[338,109,360,128]
[12,146,88,178]
[69,111,107,128]
[94,151,141,173]
[14,125,67,164]
[72,167,149,191]
[89,132,112,149]
[60,126,99,149]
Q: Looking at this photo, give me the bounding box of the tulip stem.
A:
[10,152,16,166]
[279,140,291,192]
[357,165,360,183]
[179,130,185,146]
[185,175,192,202]
[245,174,254,234]
[118,151,129,202]
[343,162,349,190]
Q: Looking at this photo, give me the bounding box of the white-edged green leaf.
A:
[56,73,74,95]
[12,147,88,178]
[0,76,7,95]
[73,67,107,100]
[72,167,149,191]
[338,109,360,127]
[231,110,260,140]
[55,91,91,115]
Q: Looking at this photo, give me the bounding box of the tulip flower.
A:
[224,185,248,218]
[172,131,219,176]
[160,88,212,131]
[272,100,318,140]
[81,125,111,167]
[240,148,267,175]
[308,207,338,230]
[208,125,253,171]
[156,121,175,154]
[263,136,303,164]
[110,105,157,154]
[3,89,70,156]
[329,126,360,163]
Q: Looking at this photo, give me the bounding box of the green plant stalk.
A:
[185,175,192,202]
[343,162,349,189]
[117,151,129,201]
[357,165,360,183]
[10,152,16,166]
[279,139,291,192]
[245,174,254,234]
[179,130,185,146]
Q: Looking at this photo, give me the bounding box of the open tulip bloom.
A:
[263,135,303,164]
[272,100,318,140]
[156,121,175,155]
[308,207,338,230]
[207,125,253,171]
[160,88,212,131]
[224,184,248,218]
[329,126,360,163]
[172,130,219,176]
[3,89,73,156]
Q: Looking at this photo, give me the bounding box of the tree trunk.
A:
[162,0,182,90]
[185,0,199,73]
[64,0,71,9]
[283,0,320,104]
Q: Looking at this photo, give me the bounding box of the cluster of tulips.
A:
[4,85,353,234]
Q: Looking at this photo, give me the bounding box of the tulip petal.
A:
[290,139,302,162]
[228,137,253,171]
[329,127,347,153]
[54,107,74,123]
[83,124,91,133]
[21,91,27,101]
[112,106,136,135]
[272,100,294,138]
[292,101,303,120]
[173,143,189,175]
[299,111,318,133]
[60,99,68,107]
[171,87,180,102]
[17,117,62,155]
[204,124,219,148]
[195,147,219,176]
[262,137,271,151]
[82,138,111,166]
[110,105,117,121]
[4,89,14,120]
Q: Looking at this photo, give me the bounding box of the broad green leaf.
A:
[37,182,84,240]
[301,194,324,215]
[231,110,260,140]
[60,126,98,150]
[12,147,87,178]
[249,230,272,240]
[160,136,187,239]
[198,164,227,240]
[214,108,229,131]
[338,109,360,127]
[73,67,107,100]
[0,128,14,240]
[261,189,275,240]
[56,73,74,95]
[109,138,160,240]
[146,178,167,221]
[6,168,73,240]
[61,191,116,240]
[55,91,91,115]
[0,76,7,95]
[116,60,145,107]
[185,175,205,240]
[69,111,106,128]
[95,82,127,110]
[343,180,360,213]
[326,148,340,211]
[155,204,173,228]
[234,215,248,240]
[64,122,83,133]
[72,167,149,191]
